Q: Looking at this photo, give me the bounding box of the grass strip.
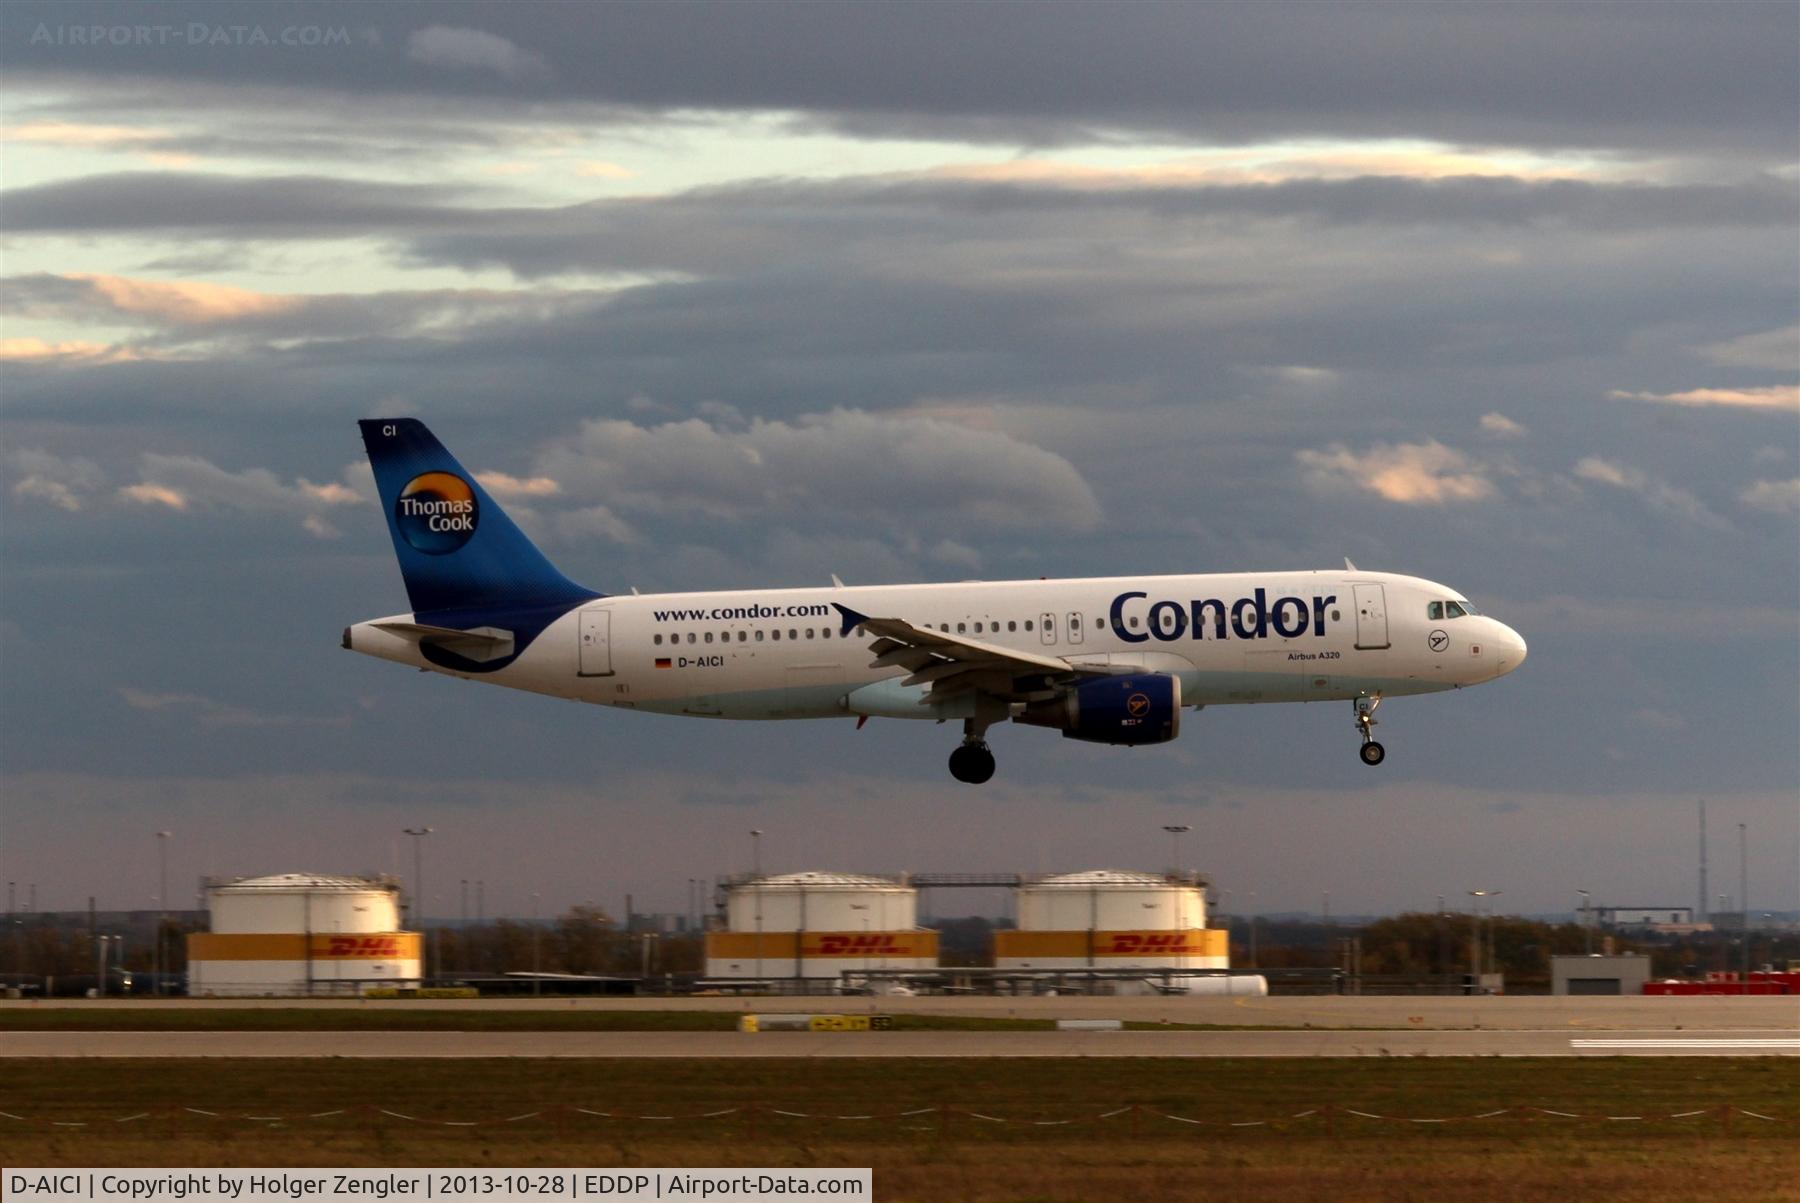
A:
[4,1058,1794,1200]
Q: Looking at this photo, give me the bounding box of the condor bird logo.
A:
[1126,692,1152,718]
[396,472,478,555]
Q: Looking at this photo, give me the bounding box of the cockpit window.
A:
[1428,601,1444,621]
[1444,601,1468,619]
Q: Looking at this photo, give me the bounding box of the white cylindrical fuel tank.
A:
[1016,869,1207,931]
[725,872,918,932]
[188,873,418,997]
[207,873,401,934]
[997,868,1228,976]
[709,871,936,981]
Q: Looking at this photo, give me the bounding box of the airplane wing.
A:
[832,603,1091,704]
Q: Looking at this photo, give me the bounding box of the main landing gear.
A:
[1353,694,1385,766]
[948,713,999,784]
[949,741,995,784]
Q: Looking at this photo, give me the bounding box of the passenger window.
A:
[805,628,814,639]
[973,622,983,633]
[957,622,966,633]
[1428,602,1444,621]
[755,630,764,642]
[687,633,696,644]
[772,630,781,641]
[704,632,713,644]
[1024,620,1033,631]
[1008,621,1017,632]
[821,628,831,639]
[1095,617,1103,629]
[1129,616,1139,628]
[1445,601,1466,619]
[738,631,747,642]
[654,634,663,645]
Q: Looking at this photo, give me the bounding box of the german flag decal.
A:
[655,658,673,669]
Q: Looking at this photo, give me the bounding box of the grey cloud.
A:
[1693,325,1800,372]
[5,447,107,511]
[1573,455,1731,529]
[409,175,1785,288]
[405,25,553,83]
[0,271,626,349]
[1740,478,1800,516]
[115,452,367,537]
[9,1,1796,157]
[118,686,351,730]
[0,172,485,235]
[6,174,1790,288]
[533,410,1103,537]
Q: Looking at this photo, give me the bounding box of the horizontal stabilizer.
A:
[372,621,516,663]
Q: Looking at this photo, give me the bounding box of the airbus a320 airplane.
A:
[344,420,1526,783]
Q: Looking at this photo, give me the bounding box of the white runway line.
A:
[1570,1038,1800,1049]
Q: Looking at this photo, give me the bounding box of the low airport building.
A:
[704,871,939,984]
[186,873,421,996]
[1550,953,1651,996]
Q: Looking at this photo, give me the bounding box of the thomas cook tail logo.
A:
[396,472,478,555]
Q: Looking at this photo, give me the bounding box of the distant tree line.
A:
[5,908,1793,990]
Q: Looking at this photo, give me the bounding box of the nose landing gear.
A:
[1353,695,1385,766]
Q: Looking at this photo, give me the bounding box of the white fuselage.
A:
[346,570,1527,723]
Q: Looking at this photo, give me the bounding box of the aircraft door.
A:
[1067,612,1084,645]
[578,608,614,676]
[1352,584,1390,650]
[1040,612,1057,645]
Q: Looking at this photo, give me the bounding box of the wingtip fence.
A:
[0,1102,1783,1131]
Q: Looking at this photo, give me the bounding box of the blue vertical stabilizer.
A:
[358,418,600,618]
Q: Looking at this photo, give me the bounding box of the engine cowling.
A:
[1016,674,1181,746]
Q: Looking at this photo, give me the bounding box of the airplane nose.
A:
[1495,622,1527,674]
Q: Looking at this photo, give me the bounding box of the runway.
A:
[9,993,1797,1029]
[7,1028,1798,1057]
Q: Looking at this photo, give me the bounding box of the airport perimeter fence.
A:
[0,1101,1783,1134]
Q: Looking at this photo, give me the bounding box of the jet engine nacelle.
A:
[1016,674,1181,746]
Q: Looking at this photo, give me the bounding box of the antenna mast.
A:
[1698,798,1708,923]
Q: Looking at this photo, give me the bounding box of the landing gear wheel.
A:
[1359,740,1386,766]
[948,742,996,784]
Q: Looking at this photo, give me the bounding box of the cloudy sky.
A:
[3,1,1795,925]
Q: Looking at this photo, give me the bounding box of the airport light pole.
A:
[1577,890,1592,955]
[1162,825,1191,875]
[530,892,541,997]
[1738,822,1749,979]
[1247,890,1258,969]
[403,827,432,983]
[155,831,171,996]
[1467,890,1499,989]
[750,829,763,987]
